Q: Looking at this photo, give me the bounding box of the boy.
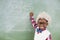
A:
[30,11,52,40]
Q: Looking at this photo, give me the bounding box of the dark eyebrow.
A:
[38,18,48,22]
[38,18,41,20]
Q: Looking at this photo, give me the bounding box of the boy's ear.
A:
[46,23,48,25]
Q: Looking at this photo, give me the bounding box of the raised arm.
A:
[30,12,37,29]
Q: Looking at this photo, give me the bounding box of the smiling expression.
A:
[37,18,48,30]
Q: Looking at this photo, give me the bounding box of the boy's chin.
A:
[39,27,45,30]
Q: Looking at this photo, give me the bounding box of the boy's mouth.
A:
[40,27,44,28]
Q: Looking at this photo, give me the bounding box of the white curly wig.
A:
[36,11,51,24]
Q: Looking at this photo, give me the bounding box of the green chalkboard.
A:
[0,0,60,40]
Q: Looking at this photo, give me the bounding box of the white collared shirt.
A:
[34,27,51,40]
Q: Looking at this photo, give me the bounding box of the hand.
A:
[30,12,34,17]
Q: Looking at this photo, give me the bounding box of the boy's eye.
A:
[39,22,46,24]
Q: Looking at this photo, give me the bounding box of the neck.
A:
[39,27,46,31]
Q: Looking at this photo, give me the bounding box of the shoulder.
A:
[45,29,51,35]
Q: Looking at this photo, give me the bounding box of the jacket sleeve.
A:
[30,16,38,29]
[46,34,52,40]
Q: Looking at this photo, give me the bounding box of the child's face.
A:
[37,18,48,30]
